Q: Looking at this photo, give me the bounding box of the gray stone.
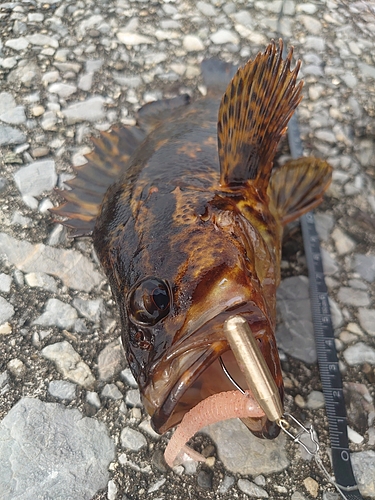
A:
[341,72,358,89]
[26,33,59,48]
[125,389,142,408]
[306,390,325,409]
[0,125,26,146]
[48,82,77,98]
[0,371,9,392]
[337,287,370,307]
[0,106,26,125]
[41,111,57,131]
[210,29,239,45]
[305,36,326,51]
[203,419,289,475]
[48,380,76,401]
[54,62,81,74]
[0,232,102,292]
[5,37,29,51]
[86,59,103,73]
[315,213,335,242]
[116,32,153,45]
[112,74,142,88]
[73,297,104,323]
[332,227,356,255]
[352,254,375,282]
[86,391,101,409]
[25,272,58,293]
[323,493,340,500]
[343,343,375,365]
[148,477,166,493]
[121,367,138,388]
[299,15,322,34]
[62,96,106,124]
[329,298,344,329]
[98,338,126,381]
[14,159,57,200]
[276,276,316,363]
[197,469,213,490]
[315,129,336,144]
[107,480,118,500]
[0,92,15,115]
[101,383,123,400]
[28,12,44,22]
[351,450,375,497]
[7,359,25,378]
[238,479,269,497]
[33,298,78,329]
[42,71,60,84]
[358,63,375,79]
[0,57,17,69]
[231,10,253,27]
[0,398,115,500]
[11,211,32,227]
[0,274,12,293]
[321,248,339,276]
[197,1,217,16]
[358,308,375,336]
[218,475,235,494]
[7,61,41,87]
[183,35,204,52]
[78,73,93,91]
[348,279,368,291]
[120,427,147,451]
[41,341,95,388]
[0,297,15,324]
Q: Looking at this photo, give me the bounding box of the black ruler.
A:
[287,114,363,499]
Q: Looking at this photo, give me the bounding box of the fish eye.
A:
[128,277,171,325]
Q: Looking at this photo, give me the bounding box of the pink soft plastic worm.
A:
[164,390,265,467]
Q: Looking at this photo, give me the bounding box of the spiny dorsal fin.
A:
[51,125,145,236]
[268,157,332,225]
[218,40,303,189]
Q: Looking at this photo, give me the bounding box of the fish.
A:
[53,40,332,445]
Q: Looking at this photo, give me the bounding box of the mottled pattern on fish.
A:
[53,41,332,436]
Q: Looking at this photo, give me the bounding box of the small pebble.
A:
[197,469,213,490]
[7,359,26,378]
[120,427,147,451]
[303,477,319,498]
[101,383,123,400]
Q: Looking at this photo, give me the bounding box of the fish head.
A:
[114,196,283,439]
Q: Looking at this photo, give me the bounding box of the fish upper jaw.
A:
[142,300,283,436]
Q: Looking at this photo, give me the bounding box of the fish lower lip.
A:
[151,341,227,433]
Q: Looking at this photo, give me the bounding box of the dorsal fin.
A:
[218,40,303,189]
[51,125,145,236]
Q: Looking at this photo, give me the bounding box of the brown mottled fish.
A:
[53,41,332,441]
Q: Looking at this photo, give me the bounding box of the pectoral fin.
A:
[268,157,332,225]
[51,126,145,236]
[218,40,303,189]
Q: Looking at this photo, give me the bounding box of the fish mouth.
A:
[146,303,283,438]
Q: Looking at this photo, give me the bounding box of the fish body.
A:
[54,42,332,438]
